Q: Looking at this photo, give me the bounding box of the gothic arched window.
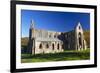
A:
[79,26,81,29]
[52,44,54,50]
[78,32,82,47]
[39,43,42,49]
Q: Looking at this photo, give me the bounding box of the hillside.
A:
[21,37,29,46]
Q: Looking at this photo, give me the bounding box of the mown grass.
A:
[21,49,90,63]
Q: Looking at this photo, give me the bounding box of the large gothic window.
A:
[78,32,82,48]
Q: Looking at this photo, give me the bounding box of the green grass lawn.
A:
[21,49,90,63]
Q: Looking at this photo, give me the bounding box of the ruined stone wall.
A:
[28,22,87,54]
[31,29,64,54]
[75,22,87,51]
[64,30,76,50]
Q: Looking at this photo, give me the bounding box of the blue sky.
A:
[21,10,90,37]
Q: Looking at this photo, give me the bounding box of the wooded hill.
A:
[21,37,29,47]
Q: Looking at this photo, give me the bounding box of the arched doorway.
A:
[52,43,54,50]
[39,43,42,49]
[78,32,82,49]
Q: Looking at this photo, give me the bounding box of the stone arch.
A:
[52,43,54,50]
[79,26,81,29]
[39,43,42,49]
